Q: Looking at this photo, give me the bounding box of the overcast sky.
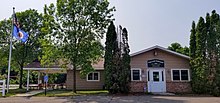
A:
[1,0,220,53]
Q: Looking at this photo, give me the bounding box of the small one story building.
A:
[66,59,105,90]
[66,45,191,93]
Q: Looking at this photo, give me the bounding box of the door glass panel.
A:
[147,71,150,81]
[162,71,164,81]
[153,72,159,82]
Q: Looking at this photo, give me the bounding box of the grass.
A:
[0,89,26,97]
[35,89,109,97]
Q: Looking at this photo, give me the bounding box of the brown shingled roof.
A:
[24,59,61,68]
[24,59,104,70]
[92,58,104,70]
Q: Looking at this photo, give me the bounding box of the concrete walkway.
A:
[14,90,44,97]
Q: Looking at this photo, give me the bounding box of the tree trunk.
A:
[73,64,76,93]
[19,65,23,89]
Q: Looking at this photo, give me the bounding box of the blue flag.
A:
[13,25,28,43]
[13,12,28,43]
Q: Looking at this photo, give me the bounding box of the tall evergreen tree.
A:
[104,21,118,94]
[189,21,197,92]
[190,10,220,96]
[193,17,207,93]
[119,28,131,93]
[104,23,131,94]
[189,21,196,58]
[215,17,220,96]
[209,10,220,95]
[206,12,215,93]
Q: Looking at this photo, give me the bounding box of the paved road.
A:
[0,95,220,103]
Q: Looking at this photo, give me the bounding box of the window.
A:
[153,72,159,82]
[172,69,190,81]
[181,70,189,80]
[131,69,141,81]
[87,72,100,81]
[173,70,180,80]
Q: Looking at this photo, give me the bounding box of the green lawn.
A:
[35,90,109,97]
[0,89,26,97]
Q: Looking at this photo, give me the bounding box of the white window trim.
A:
[86,72,100,81]
[131,68,142,81]
[171,69,190,81]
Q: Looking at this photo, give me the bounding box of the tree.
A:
[13,9,44,88]
[0,20,11,75]
[215,17,220,96]
[189,21,197,58]
[208,10,220,95]
[104,23,131,94]
[39,4,61,67]
[0,19,11,48]
[104,21,118,93]
[190,10,220,96]
[0,9,44,88]
[168,42,182,51]
[119,28,131,93]
[189,21,197,93]
[45,0,115,93]
[168,42,189,56]
[193,17,207,93]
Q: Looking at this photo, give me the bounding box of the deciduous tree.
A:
[45,0,115,93]
[168,42,189,56]
[0,9,44,88]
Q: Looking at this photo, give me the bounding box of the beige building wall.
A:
[66,70,105,90]
[65,47,191,93]
[130,48,191,93]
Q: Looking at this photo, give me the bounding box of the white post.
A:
[27,70,30,91]
[7,7,15,93]
[38,72,40,85]
[2,80,5,96]
[6,32,12,93]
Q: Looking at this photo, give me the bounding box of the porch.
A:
[23,59,66,91]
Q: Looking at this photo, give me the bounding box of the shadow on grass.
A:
[35,89,109,97]
[0,89,26,97]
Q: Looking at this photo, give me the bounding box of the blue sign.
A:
[44,75,48,83]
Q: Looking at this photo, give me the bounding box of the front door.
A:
[148,69,166,92]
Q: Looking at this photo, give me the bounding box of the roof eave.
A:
[130,45,190,60]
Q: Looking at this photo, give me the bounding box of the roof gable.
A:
[130,45,190,59]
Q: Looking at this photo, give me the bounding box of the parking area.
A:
[0,95,220,103]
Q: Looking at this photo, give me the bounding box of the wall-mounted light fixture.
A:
[153,51,157,56]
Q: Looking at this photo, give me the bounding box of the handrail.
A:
[0,80,6,96]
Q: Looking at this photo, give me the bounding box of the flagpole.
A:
[7,7,15,93]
